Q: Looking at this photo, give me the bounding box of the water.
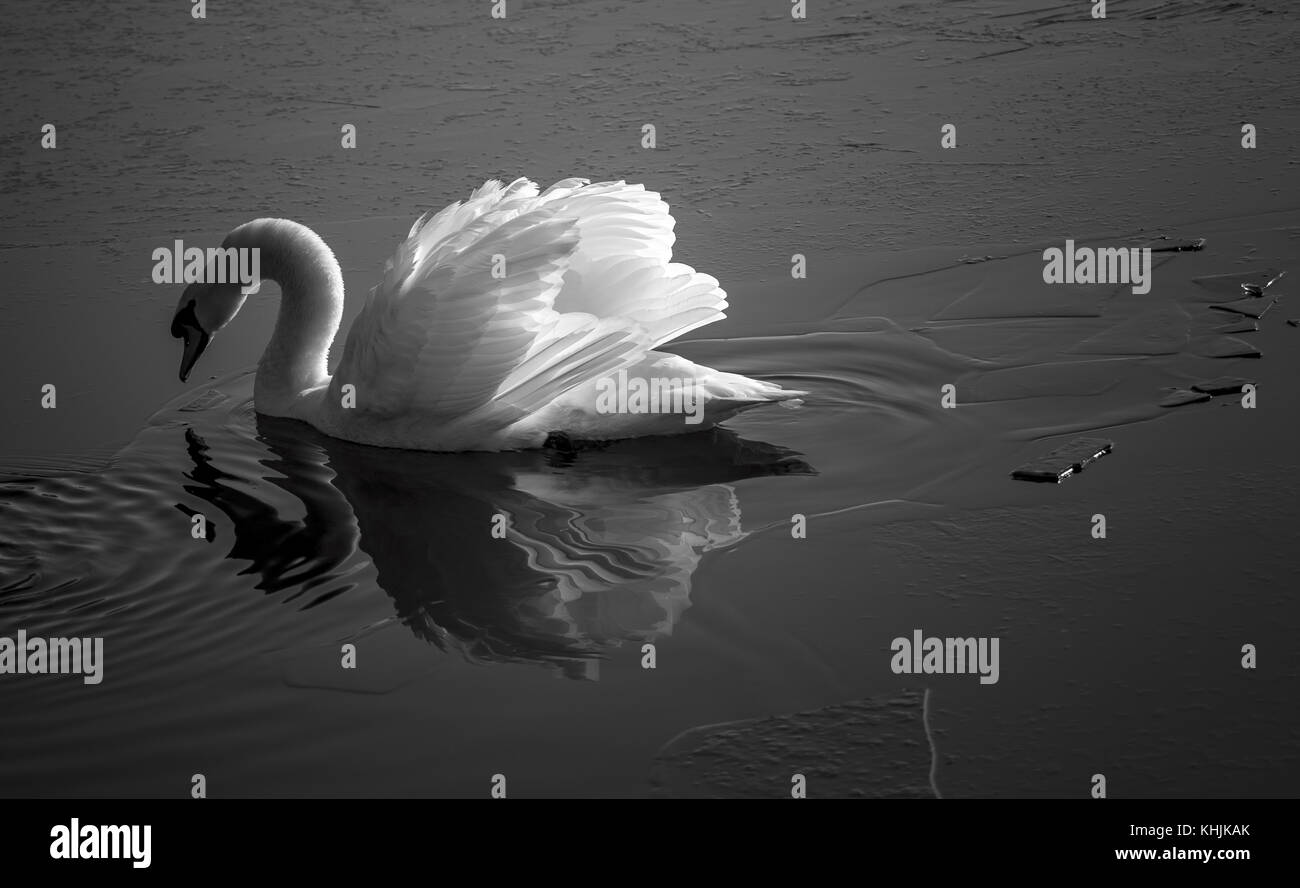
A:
[1,0,1297,797]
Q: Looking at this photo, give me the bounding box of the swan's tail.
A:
[697,372,807,425]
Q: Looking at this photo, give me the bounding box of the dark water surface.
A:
[1,0,1297,797]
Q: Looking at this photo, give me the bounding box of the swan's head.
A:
[171,281,248,382]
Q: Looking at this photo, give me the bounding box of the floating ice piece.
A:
[1212,319,1258,335]
[1160,389,1212,408]
[1210,296,1275,318]
[650,690,934,798]
[1191,270,1285,302]
[1146,236,1206,253]
[1196,336,1261,359]
[1011,436,1113,483]
[1191,377,1253,395]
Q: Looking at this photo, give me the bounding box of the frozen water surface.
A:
[0,0,1297,796]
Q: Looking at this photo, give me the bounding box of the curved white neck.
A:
[225,219,344,415]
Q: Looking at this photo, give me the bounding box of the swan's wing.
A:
[491,311,649,416]
[334,179,651,422]
[536,181,730,347]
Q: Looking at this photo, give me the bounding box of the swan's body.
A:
[172,178,805,451]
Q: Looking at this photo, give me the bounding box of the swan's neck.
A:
[227,219,344,416]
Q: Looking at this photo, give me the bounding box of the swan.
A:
[170,177,806,451]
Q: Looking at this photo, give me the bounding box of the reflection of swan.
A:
[171,178,805,451]
[167,376,815,676]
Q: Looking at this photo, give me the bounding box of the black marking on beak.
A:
[172,299,211,383]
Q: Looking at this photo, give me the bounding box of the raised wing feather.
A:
[536,181,729,346]
[333,207,572,417]
[332,177,728,433]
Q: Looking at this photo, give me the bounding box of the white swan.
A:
[171,177,806,451]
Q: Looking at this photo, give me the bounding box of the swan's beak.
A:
[171,298,211,383]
